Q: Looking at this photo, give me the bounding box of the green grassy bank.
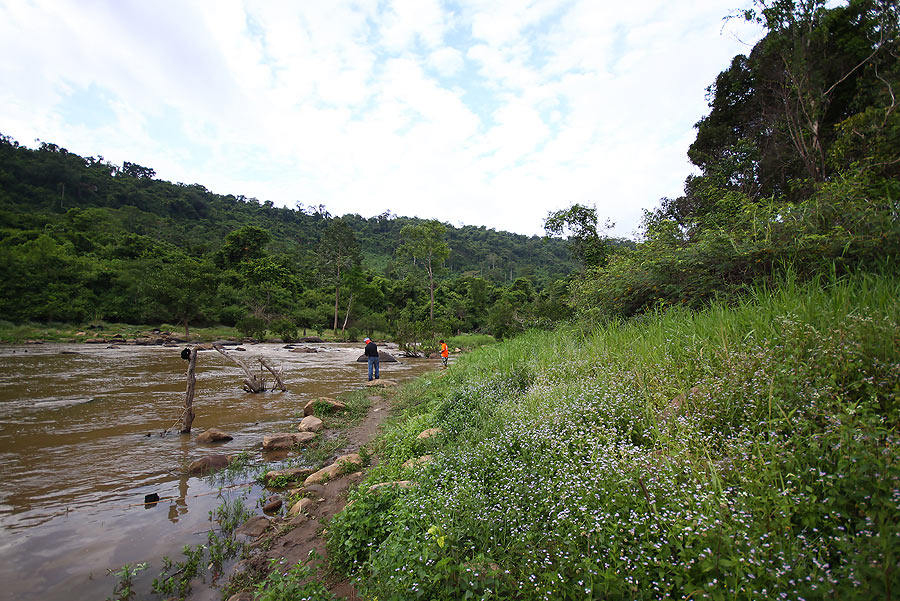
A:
[326,271,899,600]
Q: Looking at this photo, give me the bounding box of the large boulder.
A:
[290,347,318,353]
[196,428,233,444]
[355,351,398,363]
[297,415,324,433]
[303,397,346,416]
[187,454,230,475]
[288,497,315,516]
[262,432,316,451]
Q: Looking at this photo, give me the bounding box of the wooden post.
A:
[181,348,197,433]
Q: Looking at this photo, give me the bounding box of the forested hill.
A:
[0,135,578,339]
[0,138,573,283]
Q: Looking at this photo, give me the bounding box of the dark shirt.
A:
[364,341,379,357]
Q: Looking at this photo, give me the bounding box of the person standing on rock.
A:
[439,339,449,369]
[364,337,380,381]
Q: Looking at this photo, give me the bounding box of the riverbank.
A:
[318,271,900,600]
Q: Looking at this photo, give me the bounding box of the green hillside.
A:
[0,136,579,341]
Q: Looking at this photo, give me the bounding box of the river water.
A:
[0,341,435,601]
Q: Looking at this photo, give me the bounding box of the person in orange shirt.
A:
[439,339,449,369]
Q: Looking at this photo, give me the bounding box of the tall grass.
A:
[327,270,900,600]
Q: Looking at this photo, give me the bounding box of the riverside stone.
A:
[303,397,346,416]
[416,428,442,440]
[297,415,323,433]
[235,515,270,538]
[262,432,316,451]
[402,455,434,469]
[303,453,362,485]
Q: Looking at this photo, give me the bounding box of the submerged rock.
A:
[187,454,230,475]
[355,350,398,363]
[196,428,233,444]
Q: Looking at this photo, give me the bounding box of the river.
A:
[0,341,436,601]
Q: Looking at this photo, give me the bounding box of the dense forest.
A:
[0,136,583,343]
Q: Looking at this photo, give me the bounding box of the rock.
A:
[288,512,309,526]
[262,498,283,513]
[187,454,230,475]
[302,483,326,496]
[262,432,316,451]
[355,351,399,363]
[75,331,86,336]
[402,455,434,469]
[234,346,247,351]
[226,592,254,601]
[263,467,315,486]
[235,515,270,538]
[288,497,315,515]
[303,398,346,416]
[416,428,442,440]
[84,338,107,344]
[368,480,416,493]
[213,340,241,346]
[197,428,233,444]
[298,415,324,433]
[303,453,363,485]
[298,336,324,343]
[365,379,397,388]
[290,346,319,353]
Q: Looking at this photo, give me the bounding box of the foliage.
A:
[105,562,147,601]
[327,271,900,600]
[253,552,335,601]
[0,133,576,340]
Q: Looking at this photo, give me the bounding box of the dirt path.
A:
[225,392,393,601]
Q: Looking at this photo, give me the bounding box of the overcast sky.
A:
[0,0,764,238]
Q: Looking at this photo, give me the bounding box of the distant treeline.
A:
[0,134,577,342]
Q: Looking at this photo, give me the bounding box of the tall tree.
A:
[544,204,614,269]
[316,218,361,334]
[398,220,450,337]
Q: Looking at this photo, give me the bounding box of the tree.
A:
[398,220,450,338]
[141,253,216,337]
[316,218,361,334]
[544,204,614,269]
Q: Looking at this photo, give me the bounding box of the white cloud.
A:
[0,0,765,238]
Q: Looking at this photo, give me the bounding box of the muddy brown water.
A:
[0,342,436,601]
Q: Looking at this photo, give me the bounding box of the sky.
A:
[0,0,765,238]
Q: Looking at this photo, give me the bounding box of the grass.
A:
[326,270,900,600]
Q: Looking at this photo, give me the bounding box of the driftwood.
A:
[214,345,287,393]
[259,358,287,391]
[180,348,198,433]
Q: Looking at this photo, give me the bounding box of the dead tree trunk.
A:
[181,348,197,433]
[214,345,265,392]
[259,358,287,391]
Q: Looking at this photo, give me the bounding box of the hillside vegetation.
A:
[0,139,576,342]
[319,2,900,599]
[329,271,899,600]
